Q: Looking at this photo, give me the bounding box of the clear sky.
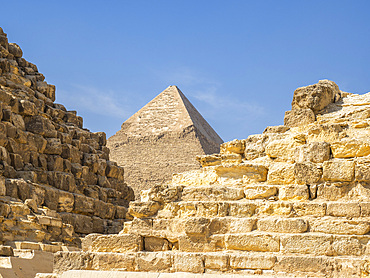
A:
[1,1,369,142]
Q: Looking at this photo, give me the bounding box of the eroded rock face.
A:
[56,80,370,277]
[0,27,134,253]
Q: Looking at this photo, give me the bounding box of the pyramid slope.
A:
[107,86,223,197]
[110,86,223,145]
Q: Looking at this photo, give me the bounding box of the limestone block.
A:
[291,80,340,113]
[332,236,364,256]
[0,201,10,217]
[204,253,229,271]
[265,138,304,161]
[196,202,219,217]
[284,108,315,127]
[19,99,37,116]
[8,43,22,57]
[128,201,161,218]
[178,234,221,252]
[227,218,257,233]
[278,184,309,201]
[293,202,326,216]
[196,154,221,167]
[73,194,94,215]
[90,234,142,252]
[316,182,353,201]
[182,186,244,201]
[220,139,245,154]
[53,251,93,273]
[24,115,57,138]
[244,185,277,200]
[274,255,334,274]
[294,141,331,163]
[58,191,74,213]
[229,253,276,270]
[326,202,360,217]
[228,202,256,217]
[257,218,308,233]
[91,252,135,271]
[281,234,333,255]
[94,200,116,220]
[143,237,170,251]
[355,159,370,181]
[323,160,355,182]
[215,163,268,183]
[220,154,243,166]
[257,202,292,216]
[0,245,14,256]
[267,163,295,185]
[0,176,5,196]
[172,168,218,187]
[184,217,210,236]
[310,219,370,235]
[136,252,172,272]
[360,203,370,217]
[225,233,280,252]
[140,184,181,203]
[263,125,290,134]
[293,162,322,184]
[331,138,370,158]
[173,253,204,273]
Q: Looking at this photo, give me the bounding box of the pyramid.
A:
[107,85,223,197]
[0,27,134,276]
[55,80,370,277]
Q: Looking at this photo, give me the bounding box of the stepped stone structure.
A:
[107,85,223,198]
[54,80,370,278]
[0,26,134,276]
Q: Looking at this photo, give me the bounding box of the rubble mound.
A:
[0,26,134,263]
[55,80,370,277]
[107,85,223,198]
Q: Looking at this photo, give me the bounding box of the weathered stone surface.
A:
[291,79,341,113]
[281,234,332,255]
[90,234,142,252]
[267,163,295,185]
[257,218,308,233]
[182,186,244,201]
[229,253,276,270]
[225,233,280,252]
[294,162,322,184]
[244,185,277,200]
[265,138,304,161]
[220,139,245,154]
[284,108,315,127]
[128,201,161,218]
[326,202,361,217]
[310,219,370,235]
[173,253,204,273]
[331,138,370,158]
[322,160,355,182]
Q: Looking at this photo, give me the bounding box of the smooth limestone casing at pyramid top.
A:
[107,85,223,199]
[54,80,370,278]
[0,25,135,268]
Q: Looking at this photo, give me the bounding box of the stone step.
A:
[124,216,370,238]
[82,231,370,257]
[152,200,370,219]
[53,250,369,277]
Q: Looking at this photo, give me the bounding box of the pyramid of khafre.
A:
[107,85,223,197]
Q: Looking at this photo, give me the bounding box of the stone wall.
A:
[0,27,134,251]
[55,80,370,277]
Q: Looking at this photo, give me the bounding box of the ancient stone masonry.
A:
[108,85,223,198]
[0,27,134,260]
[56,80,370,277]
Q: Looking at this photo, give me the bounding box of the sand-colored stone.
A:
[107,86,223,198]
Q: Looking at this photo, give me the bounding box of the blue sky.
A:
[1,1,369,142]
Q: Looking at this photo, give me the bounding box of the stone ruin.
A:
[1,27,370,278]
[53,80,370,278]
[107,85,223,198]
[0,27,134,276]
